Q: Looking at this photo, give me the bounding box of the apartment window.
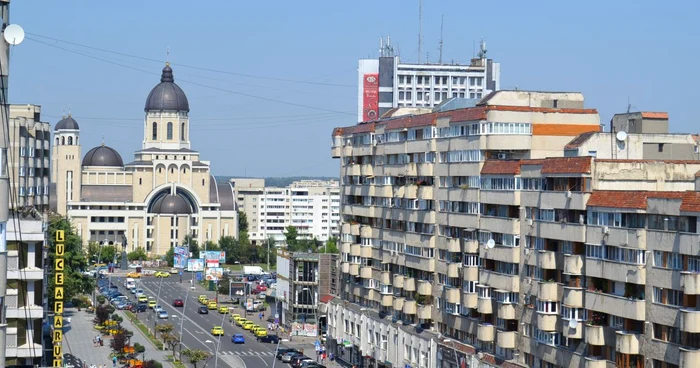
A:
[609,315,624,329]
[653,324,681,344]
[463,281,478,294]
[653,287,684,307]
[561,306,587,320]
[658,143,664,152]
[586,244,603,259]
[536,300,558,314]
[495,291,518,304]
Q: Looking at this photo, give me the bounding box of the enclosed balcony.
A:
[586,226,646,249]
[477,324,495,342]
[341,262,350,274]
[462,292,478,309]
[445,287,460,304]
[417,280,432,296]
[360,246,373,258]
[680,309,700,333]
[584,357,607,368]
[447,263,460,278]
[496,330,517,349]
[360,266,373,279]
[680,347,700,368]
[496,302,516,320]
[417,304,432,320]
[585,258,645,284]
[360,225,373,239]
[585,290,645,321]
[463,266,479,281]
[404,277,416,292]
[403,300,417,315]
[348,264,359,276]
[381,271,391,285]
[585,324,605,346]
[531,221,586,243]
[538,281,560,301]
[479,216,520,236]
[564,254,584,275]
[393,297,405,311]
[394,275,404,289]
[350,244,362,257]
[464,239,479,253]
[536,313,558,332]
[477,296,493,314]
[681,272,700,295]
[381,294,393,307]
[536,250,558,270]
[480,245,520,264]
[615,331,641,354]
[479,270,520,292]
[563,286,584,307]
[562,319,583,338]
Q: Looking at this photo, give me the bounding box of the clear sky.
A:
[8,0,699,177]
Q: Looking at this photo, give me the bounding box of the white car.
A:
[128,264,140,269]
[154,305,164,313]
[158,310,169,319]
[170,268,178,274]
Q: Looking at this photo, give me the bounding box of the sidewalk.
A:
[119,310,172,366]
[282,335,348,368]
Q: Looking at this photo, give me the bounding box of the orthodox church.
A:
[50,63,238,256]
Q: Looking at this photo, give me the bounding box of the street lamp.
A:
[178,287,192,350]
[154,276,164,330]
[204,340,218,368]
[270,338,290,368]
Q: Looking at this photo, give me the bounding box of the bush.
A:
[134,343,145,353]
[144,361,163,368]
[97,295,106,304]
[72,297,84,308]
[105,305,116,314]
[111,313,123,323]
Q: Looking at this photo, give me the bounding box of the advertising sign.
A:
[202,250,226,263]
[230,282,248,298]
[205,267,224,281]
[173,246,188,269]
[206,259,220,268]
[53,230,65,367]
[362,73,379,122]
[187,259,204,272]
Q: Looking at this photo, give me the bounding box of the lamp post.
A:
[154,276,164,331]
[178,287,192,359]
[204,339,219,368]
[270,338,290,368]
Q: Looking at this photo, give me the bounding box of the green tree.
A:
[182,348,210,368]
[320,236,339,254]
[238,211,249,233]
[127,246,148,261]
[218,273,230,294]
[164,246,175,267]
[47,215,94,306]
[202,240,219,251]
[284,226,298,250]
[110,329,129,357]
[184,234,200,259]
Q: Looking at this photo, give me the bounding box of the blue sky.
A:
[9,0,699,177]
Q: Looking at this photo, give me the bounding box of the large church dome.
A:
[55,115,80,131]
[144,63,190,112]
[150,194,193,215]
[82,144,124,167]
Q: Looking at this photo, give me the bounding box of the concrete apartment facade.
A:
[232,179,340,245]
[8,104,51,212]
[328,91,700,368]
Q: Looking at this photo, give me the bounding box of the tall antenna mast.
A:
[418,0,423,63]
[438,15,444,64]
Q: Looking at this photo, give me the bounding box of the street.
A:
[115,274,287,368]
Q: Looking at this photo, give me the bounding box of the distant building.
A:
[231,179,340,245]
[8,104,51,212]
[357,38,500,122]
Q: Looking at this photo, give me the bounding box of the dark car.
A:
[173,299,184,307]
[133,303,148,312]
[257,334,280,344]
[290,355,312,367]
[276,348,299,360]
[301,362,325,368]
[198,306,209,314]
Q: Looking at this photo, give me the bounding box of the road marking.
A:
[257,356,269,367]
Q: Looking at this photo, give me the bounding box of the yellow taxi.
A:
[251,325,264,334]
[254,328,268,338]
[147,299,157,308]
[235,318,248,327]
[230,313,241,323]
[242,321,254,330]
[138,295,148,303]
[154,271,170,278]
[218,306,229,314]
[208,301,218,310]
[198,295,208,304]
[126,272,141,278]
[210,326,225,336]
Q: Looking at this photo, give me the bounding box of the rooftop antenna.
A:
[478,38,487,59]
[418,0,423,63]
[438,15,444,64]
[166,46,170,63]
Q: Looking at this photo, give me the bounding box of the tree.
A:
[143,361,163,368]
[155,323,173,341]
[218,273,230,294]
[47,214,94,306]
[182,348,210,368]
[162,331,180,352]
[127,246,148,261]
[202,240,219,251]
[219,236,246,264]
[110,329,129,356]
[164,246,175,267]
[284,226,298,250]
[320,236,339,254]
[238,211,249,233]
[95,305,111,325]
[184,234,200,259]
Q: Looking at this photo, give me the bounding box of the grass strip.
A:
[124,311,164,350]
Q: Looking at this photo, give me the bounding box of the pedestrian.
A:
[112,355,117,368]
[322,352,326,364]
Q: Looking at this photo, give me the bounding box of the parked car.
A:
[172,299,184,307]
[169,268,179,274]
[282,352,303,363]
[289,355,312,367]
[198,306,209,314]
[276,348,299,360]
[232,334,245,344]
[257,334,280,344]
[134,303,148,313]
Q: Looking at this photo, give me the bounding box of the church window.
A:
[152,122,158,140]
[139,178,142,185]
[202,179,205,186]
[55,137,59,146]
[181,122,186,141]
[167,122,173,140]
[68,136,73,145]
[61,136,65,145]
[170,167,174,174]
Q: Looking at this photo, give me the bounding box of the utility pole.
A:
[438,15,444,64]
[418,0,423,63]
[0,1,14,365]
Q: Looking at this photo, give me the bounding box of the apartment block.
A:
[231,179,341,245]
[8,104,51,212]
[328,91,700,368]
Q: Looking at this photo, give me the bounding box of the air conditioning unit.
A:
[579,215,585,225]
[527,218,533,226]
[497,153,508,160]
[566,190,572,198]
[603,226,610,234]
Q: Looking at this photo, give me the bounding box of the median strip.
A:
[123,310,164,350]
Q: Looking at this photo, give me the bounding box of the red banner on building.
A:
[362,73,379,122]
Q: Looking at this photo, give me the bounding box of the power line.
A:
[26,37,356,116]
[26,32,355,88]
[43,111,341,122]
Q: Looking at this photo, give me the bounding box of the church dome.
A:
[150,194,192,215]
[55,115,80,131]
[144,63,190,112]
[82,144,124,167]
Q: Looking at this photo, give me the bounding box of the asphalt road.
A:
[113,274,284,368]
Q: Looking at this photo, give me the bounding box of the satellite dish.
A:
[486,239,495,249]
[569,319,578,329]
[3,24,25,45]
[616,131,628,142]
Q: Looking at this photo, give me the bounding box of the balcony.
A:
[394,275,405,289]
[360,225,373,238]
[563,287,584,307]
[585,324,605,346]
[562,319,583,338]
[436,237,462,252]
[360,266,373,279]
[680,309,700,333]
[463,266,479,281]
[417,280,432,296]
[477,324,495,342]
[361,246,373,258]
[464,239,479,253]
[417,186,434,200]
[681,272,700,295]
[381,294,393,307]
[680,347,700,368]
[360,164,373,177]
[462,292,478,308]
[564,254,584,275]
[538,281,560,301]
[480,190,520,206]
[585,291,645,320]
[381,271,391,285]
[615,331,641,354]
[417,304,432,320]
[350,244,362,257]
[480,245,520,264]
[530,221,586,243]
[393,297,405,311]
[584,357,607,368]
[536,313,558,332]
[536,250,558,270]
[496,302,516,319]
[341,262,349,273]
[445,287,460,304]
[479,270,520,292]
[447,263,460,278]
[477,297,493,314]
[496,330,517,349]
[405,254,435,272]
[403,300,417,314]
[341,242,351,254]
[586,258,646,284]
[6,254,43,280]
[480,216,520,235]
[586,226,646,249]
[404,277,416,292]
[348,264,359,276]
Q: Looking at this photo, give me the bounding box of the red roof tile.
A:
[540,157,592,174]
[587,191,697,210]
[564,131,596,149]
[596,159,700,164]
[481,160,521,175]
[319,294,334,304]
[641,112,669,119]
[680,191,700,212]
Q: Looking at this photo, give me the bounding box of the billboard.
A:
[362,73,379,122]
[205,267,224,281]
[230,282,248,298]
[206,259,220,268]
[187,259,204,272]
[173,246,189,269]
[202,250,226,263]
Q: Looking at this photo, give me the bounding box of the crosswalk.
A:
[218,350,275,356]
